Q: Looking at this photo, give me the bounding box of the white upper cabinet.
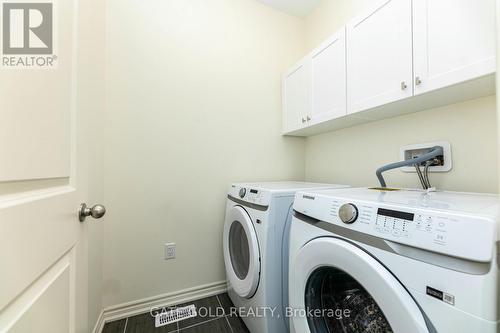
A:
[282,0,496,136]
[282,59,311,133]
[412,0,496,95]
[310,29,347,123]
[347,0,413,114]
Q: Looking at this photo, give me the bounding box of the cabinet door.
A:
[310,29,347,123]
[347,0,413,115]
[413,0,496,95]
[282,60,310,133]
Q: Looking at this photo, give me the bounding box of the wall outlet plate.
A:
[400,141,452,173]
[165,243,176,260]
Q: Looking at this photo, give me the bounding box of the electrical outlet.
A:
[165,243,176,260]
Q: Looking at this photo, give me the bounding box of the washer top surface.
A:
[302,187,500,215]
[232,181,345,193]
[229,181,349,207]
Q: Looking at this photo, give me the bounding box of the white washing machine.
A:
[289,187,500,333]
[223,182,349,333]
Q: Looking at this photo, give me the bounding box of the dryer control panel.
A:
[228,185,271,206]
[293,191,498,263]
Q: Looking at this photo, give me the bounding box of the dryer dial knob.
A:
[339,203,358,224]
[239,188,246,198]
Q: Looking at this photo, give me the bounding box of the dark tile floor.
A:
[102,293,249,333]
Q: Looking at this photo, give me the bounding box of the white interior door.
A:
[347,0,413,115]
[310,28,347,124]
[0,0,90,332]
[413,0,496,95]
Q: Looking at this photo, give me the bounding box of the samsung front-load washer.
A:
[223,182,349,333]
[289,187,500,333]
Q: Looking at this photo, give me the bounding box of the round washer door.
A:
[223,205,260,298]
[290,237,430,333]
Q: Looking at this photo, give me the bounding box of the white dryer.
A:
[223,182,349,333]
[289,188,500,333]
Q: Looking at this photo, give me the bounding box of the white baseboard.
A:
[92,280,227,333]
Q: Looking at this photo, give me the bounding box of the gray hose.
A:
[414,164,427,189]
[376,146,443,188]
[423,160,433,189]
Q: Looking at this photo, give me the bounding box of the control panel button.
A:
[239,188,246,198]
[339,203,358,224]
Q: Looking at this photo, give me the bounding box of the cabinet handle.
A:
[307,116,311,121]
[401,81,407,90]
[301,117,306,123]
[415,76,422,86]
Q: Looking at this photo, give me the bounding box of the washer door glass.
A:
[229,221,250,280]
[289,237,430,333]
[305,266,392,333]
[223,205,260,298]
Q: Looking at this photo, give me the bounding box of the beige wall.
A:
[304,0,498,193]
[102,0,306,307]
[306,96,498,192]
